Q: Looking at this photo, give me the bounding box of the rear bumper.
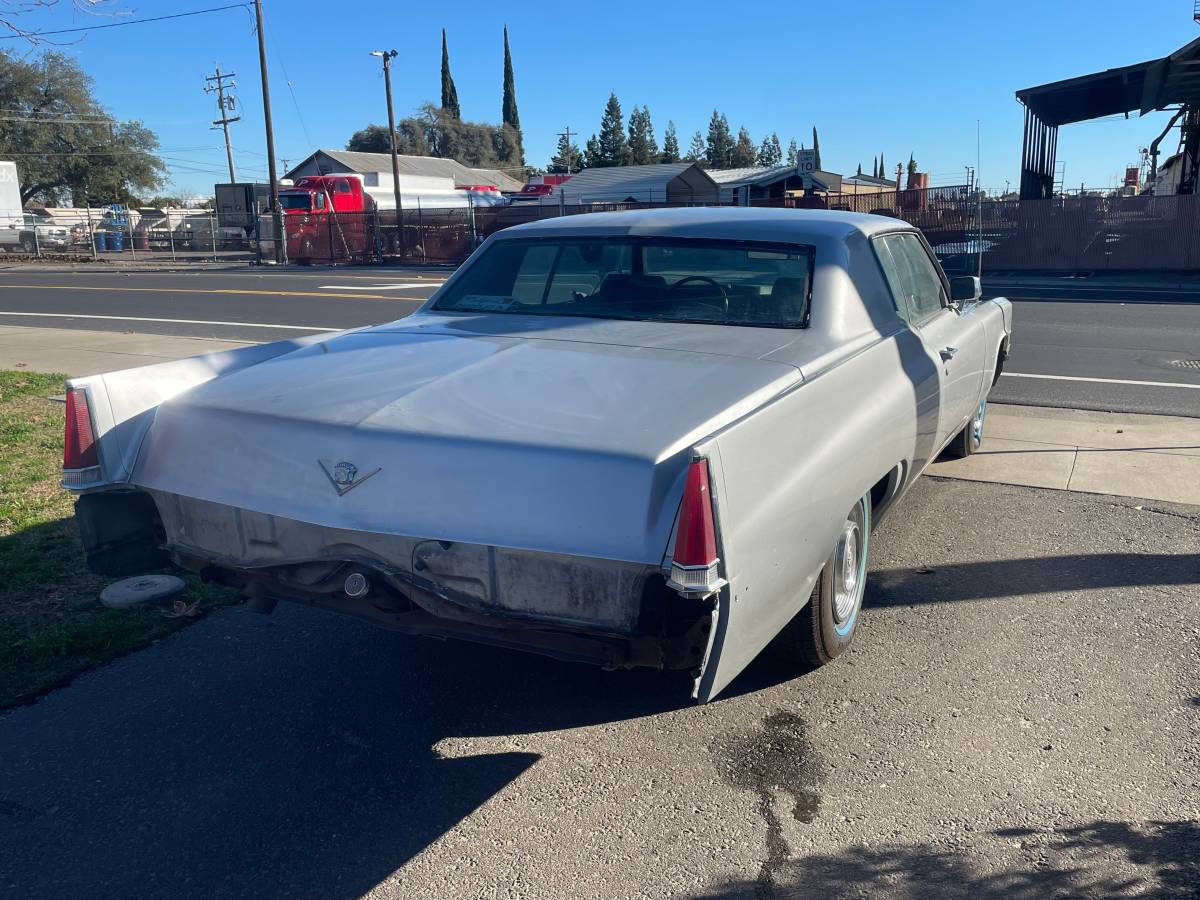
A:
[75,488,711,671]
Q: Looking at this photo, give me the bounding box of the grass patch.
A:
[0,371,238,709]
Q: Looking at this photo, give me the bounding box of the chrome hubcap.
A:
[832,519,861,624]
[972,400,987,447]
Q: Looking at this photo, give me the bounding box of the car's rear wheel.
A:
[775,492,871,667]
[943,399,987,459]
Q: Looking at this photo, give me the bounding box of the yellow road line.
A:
[0,284,425,301]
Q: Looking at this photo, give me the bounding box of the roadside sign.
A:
[795,150,818,174]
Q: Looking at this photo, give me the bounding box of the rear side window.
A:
[875,233,947,324]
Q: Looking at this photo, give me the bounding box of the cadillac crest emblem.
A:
[318,458,381,496]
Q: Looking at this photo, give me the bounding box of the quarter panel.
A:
[696,333,939,700]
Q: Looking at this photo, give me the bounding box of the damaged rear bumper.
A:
[74,489,712,672]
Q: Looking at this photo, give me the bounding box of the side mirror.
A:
[949,276,982,306]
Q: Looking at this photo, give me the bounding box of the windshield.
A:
[279,192,314,211]
[432,237,814,327]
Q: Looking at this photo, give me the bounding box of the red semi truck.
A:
[279,174,506,264]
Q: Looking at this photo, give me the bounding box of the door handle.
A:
[939,347,958,362]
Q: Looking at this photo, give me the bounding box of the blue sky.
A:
[5,0,1198,195]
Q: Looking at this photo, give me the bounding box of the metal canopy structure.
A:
[1015,36,1200,198]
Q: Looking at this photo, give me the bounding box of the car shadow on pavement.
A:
[689,819,1200,899]
[0,602,692,900]
[866,552,1200,607]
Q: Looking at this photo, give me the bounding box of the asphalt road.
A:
[0,267,1197,416]
[988,298,1200,418]
[2,478,1197,899]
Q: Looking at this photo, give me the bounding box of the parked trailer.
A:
[280,173,506,264]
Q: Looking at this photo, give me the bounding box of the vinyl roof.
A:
[1016,35,1200,126]
[499,206,910,241]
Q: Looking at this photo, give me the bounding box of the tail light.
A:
[62,387,100,485]
[667,459,725,596]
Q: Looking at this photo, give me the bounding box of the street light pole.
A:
[371,49,404,257]
[254,0,284,263]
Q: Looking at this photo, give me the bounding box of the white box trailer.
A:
[0,161,22,230]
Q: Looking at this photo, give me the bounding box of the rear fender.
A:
[65,334,335,489]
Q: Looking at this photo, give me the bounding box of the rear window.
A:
[433,237,814,327]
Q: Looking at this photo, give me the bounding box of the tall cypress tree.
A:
[440,30,460,118]
[880,153,887,181]
[812,126,821,169]
[501,25,523,163]
[661,121,680,163]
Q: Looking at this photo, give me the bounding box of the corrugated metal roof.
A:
[707,166,768,184]
[288,150,524,192]
[555,163,704,199]
[843,175,896,187]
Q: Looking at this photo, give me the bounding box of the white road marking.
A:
[0,311,337,332]
[318,282,439,291]
[1002,372,1200,390]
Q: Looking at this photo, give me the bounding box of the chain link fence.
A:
[16,187,1200,274]
[4,206,259,263]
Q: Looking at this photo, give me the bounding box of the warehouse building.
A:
[709,164,843,204]
[552,162,718,204]
[284,150,524,193]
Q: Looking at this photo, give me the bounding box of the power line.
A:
[0,3,251,41]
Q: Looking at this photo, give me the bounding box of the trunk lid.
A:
[132,326,800,563]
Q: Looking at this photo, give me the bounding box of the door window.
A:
[875,233,947,325]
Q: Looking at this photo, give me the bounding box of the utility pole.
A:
[253,0,284,263]
[204,66,240,183]
[557,126,573,175]
[370,49,404,256]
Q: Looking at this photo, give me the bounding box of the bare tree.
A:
[1,1,119,44]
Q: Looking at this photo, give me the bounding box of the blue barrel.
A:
[94,230,107,252]
[108,229,124,252]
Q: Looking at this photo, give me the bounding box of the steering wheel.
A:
[669,275,729,315]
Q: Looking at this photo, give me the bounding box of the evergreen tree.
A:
[661,120,680,163]
[596,93,629,167]
[756,132,782,167]
[627,105,659,165]
[440,30,460,119]
[501,25,523,163]
[880,153,886,181]
[811,126,821,169]
[856,162,863,176]
[786,138,798,166]
[872,157,878,178]
[686,130,706,164]
[583,134,602,169]
[731,126,756,167]
[548,131,583,174]
[705,110,734,168]
[907,152,917,175]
